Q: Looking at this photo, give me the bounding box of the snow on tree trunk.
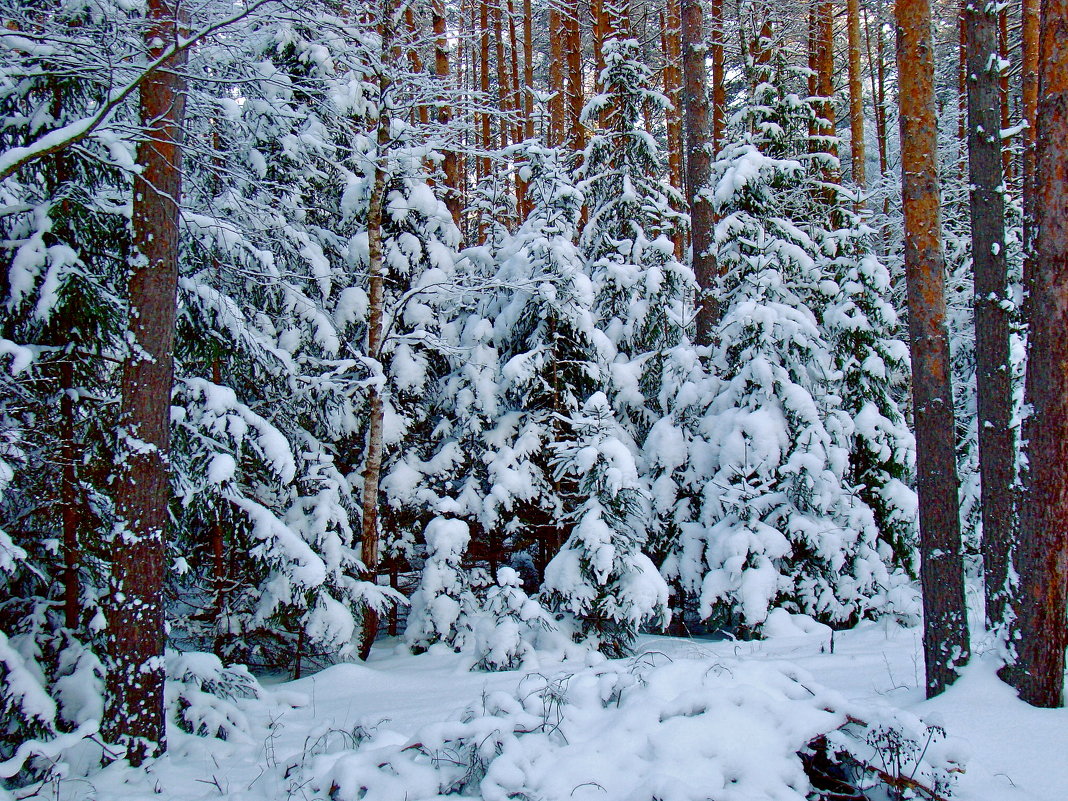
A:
[895,0,970,698]
[964,0,1014,633]
[1009,0,1068,709]
[681,0,717,343]
[102,0,187,764]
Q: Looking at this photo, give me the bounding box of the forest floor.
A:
[53,611,1068,801]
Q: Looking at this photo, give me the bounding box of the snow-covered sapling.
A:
[473,567,554,672]
[405,518,479,654]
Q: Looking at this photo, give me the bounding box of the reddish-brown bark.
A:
[681,0,716,343]
[895,0,970,698]
[1022,0,1039,283]
[710,0,725,154]
[846,0,866,193]
[564,0,584,155]
[433,0,462,222]
[1010,0,1068,709]
[102,0,187,763]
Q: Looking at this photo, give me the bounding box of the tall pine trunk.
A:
[846,0,866,194]
[61,358,80,631]
[964,0,1013,634]
[1009,0,1068,709]
[895,0,969,698]
[681,0,716,344]
[433,0,462,222]
[564,0,584,155]
[102,0,187,763]
[1021,0,1039,283]
[710,0,725,153]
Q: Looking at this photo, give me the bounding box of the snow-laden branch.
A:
[0,0,278,183]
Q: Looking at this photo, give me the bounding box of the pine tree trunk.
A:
[710,0,725,153]
[209,357,228,657]
[404,6,429,127]
[870,1,889,179]
[958,3,967,172]
[815,0,840,189]
[102,0,187,764]
[60,358,80,632]
[998,8,1013,183]
[433,0,462,222]
[493,0,512,155]
[681,0,716,344]
[661,3,684,203]
[564,0,584,155]
[964,0,1013,634]
[1021,0,1039,283]
[1009,0,1068,709]
[846,0,866,194]
[895,0,970,698]
[549,6,565,146]
[522,0,534,141]
[480,0,493,165]
[592,0,606,72]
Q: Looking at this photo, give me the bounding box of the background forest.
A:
[0,0,1062,790]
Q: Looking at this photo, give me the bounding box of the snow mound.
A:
[303,656,855,801]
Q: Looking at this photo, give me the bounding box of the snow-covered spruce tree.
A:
[821,211,919,576]
[168,11,400,669]
[473,567,554,671]
[481,137,607,580]
[369,132,465,598]
[668,34,894,631]
[541,393,669,657]
[578,36,693,440]
[405,518,478,653]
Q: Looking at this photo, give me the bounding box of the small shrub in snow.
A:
[473,567,555,671]
[404,518,479,654]
[165,650,263,743]
[827,706,967,800]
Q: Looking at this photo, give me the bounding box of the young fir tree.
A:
[667,29,896,631]
[578,36,692,441]
[169,13,400,669]
[405,517,479,653]
[482,137,607,579]
[473,566,554,671]
[541,392,669,657]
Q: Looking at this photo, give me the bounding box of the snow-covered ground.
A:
[46,618,1068,801]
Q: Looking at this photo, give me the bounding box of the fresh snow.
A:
[23,618,1068,801]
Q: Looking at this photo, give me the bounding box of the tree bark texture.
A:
[964,0,1014,634]
[1022,0,1039,285]
[815,0,840,188]
[102,0,187,764]
[661,1,683,200]
[681,0,716,345]
[1010,0,1068,709]
[549,6,564,146]
[846,0,867,193]
[61,359,80,631]
[359,1,395,661]
[709,0,725,154]
[564,0,584,155]
[895,0,970,698]
[433,0,462,222]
